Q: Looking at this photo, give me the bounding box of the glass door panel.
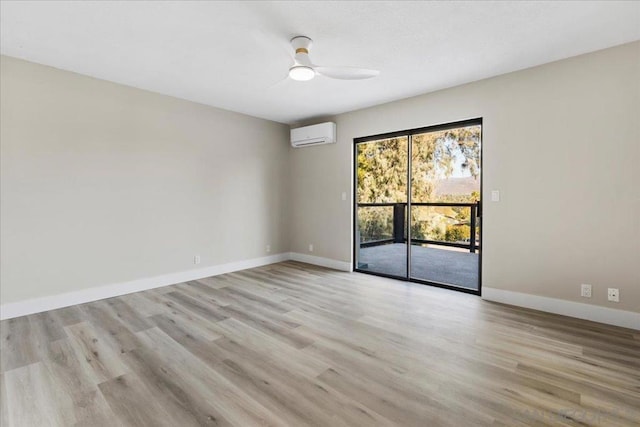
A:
[355,136,408,278]
[410,125,481,290]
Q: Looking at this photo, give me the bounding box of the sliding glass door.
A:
[354,119,482,294]
[355,136,408,279]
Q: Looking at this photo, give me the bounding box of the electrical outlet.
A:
[580,284,592,298]
[309,244,314,252]
[607,288,619,303]
[266,244,271,253]
[194,255,201,265]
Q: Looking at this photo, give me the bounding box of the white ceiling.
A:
[1,1,639,124]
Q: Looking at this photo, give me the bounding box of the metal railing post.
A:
[393,203,405,243]
[469,203,477,253]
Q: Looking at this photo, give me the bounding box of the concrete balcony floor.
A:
[358,243,479,290]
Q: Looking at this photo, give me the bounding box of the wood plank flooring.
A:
[1,261,639,426]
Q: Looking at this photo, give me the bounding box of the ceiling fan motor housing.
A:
[291,35,312,54]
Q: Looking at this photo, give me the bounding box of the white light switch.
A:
[341,192,347,201]
[491,190,500,202]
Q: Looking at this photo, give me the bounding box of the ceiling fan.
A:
[288,36,379,81]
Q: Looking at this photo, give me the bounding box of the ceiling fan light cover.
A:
[289,65,315,81]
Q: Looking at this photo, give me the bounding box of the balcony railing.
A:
[357,202,480,253]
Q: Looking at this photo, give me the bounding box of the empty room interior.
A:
[1,1,639,426]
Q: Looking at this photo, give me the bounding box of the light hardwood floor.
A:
[1,261,639,426]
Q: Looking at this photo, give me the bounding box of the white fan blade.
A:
[267,74,291,90]
[315,66,379,80]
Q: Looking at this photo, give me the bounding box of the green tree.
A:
[357,126,481,204]
[445,225,470,242]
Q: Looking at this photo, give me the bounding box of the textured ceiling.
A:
[1,1,639,124]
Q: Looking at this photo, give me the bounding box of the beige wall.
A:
[0,56,290,304]
[289,42,640,313]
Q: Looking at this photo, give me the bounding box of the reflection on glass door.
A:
[354,119,482,294]
[355,136,408,279]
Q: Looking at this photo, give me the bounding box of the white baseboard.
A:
[289,252,351,272]
[482,287,640,330]
[0,253,289,320]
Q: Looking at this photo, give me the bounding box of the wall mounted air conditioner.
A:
[291,122,336,147]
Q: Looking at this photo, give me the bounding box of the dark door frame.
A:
[353,117,483,296]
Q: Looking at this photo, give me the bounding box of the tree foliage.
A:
[357,137,408,203]
[357,126,480,204]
